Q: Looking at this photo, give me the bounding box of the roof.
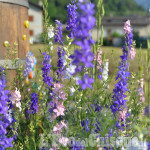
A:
[102,16,150,26]
[29,1,43,10]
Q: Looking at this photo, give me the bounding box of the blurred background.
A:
[28,0,150,47]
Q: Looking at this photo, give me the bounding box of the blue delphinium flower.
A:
[70,140,85,150]
[66,1,77,39]
[57,47,64,77]
[7,98,18,140]
[81,118,89,132]
[0,67,14,149]
[55,20,66,77]
[70,0,96,90]
[111,20,133,114]
[147,142,150,150]
[145,105,150,115]
[78,74,94,90]
[42,52,53,89]
[55,20,63,45]
[27,92,39,114]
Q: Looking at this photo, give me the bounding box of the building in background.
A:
[92,16,150,47]
[28,1,43,43]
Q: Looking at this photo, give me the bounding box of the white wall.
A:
[28,5,43,43]
[92,25,150,41]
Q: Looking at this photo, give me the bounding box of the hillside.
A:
[102,0,147,16]
[30,0,147,23]
[134,0,150,10]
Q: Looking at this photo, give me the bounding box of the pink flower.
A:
[54,83,64,92]
[53,102,65,117]
[53,121,67,133]
[59,137,69,146]
[124,20,131,34]
[60,121,67,128]
[10,88,22,111]
[94,49,103,69]
[126,20,131,26]
[118,108,127,122]
[138,78,145,103]
[130,48,136,60]
[58,90,67,100]
[53,124,62,133]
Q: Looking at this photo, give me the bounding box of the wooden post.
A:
[0,0,29,88]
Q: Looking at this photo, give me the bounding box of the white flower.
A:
[63,64,76,79]
[66,64,76,74]
[48,25,54,39]
[74,75,80,85]
[59,137,69,147]
[70,86,75,96]
[102,60,109,81]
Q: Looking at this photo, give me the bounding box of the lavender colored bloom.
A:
[111,21,133,115]
[70,140,85,150]
[27,92,39,114]
[66,1,77,39]
[57,47,65,77]
[42,52,53,89]
[55,20,66,77]
[81,118,89,132]
[55,20,63,45]
[147,142,150,150]
[70,0,96,89]
[145,105,150,115]
[78,74,94,90]
[0,67,13,149]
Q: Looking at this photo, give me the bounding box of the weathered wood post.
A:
[0,0,29,86]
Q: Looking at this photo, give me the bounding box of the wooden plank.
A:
[0,2,29,88]
[0,0,29,8]
[0,3,18,59]
[18,6,29,59]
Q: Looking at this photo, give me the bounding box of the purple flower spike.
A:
[55,20,66,78]
[55,20,63,45]
[70,0,96,89]
[0,67,14,149]
[27,92,39,115]
[78,74,94,90]
[42,52,53,89]
[111,21,133,130]
[66,1,77,39]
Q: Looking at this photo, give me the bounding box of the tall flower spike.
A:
[70,0,96,90]
[0,67,14,149]
[66,1,77,39]
[27,92,39,115]
[111,20,133,115]
[55,20,63,46]
[55,20,65,77]
[42,52,53,89]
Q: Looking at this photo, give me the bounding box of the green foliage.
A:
[30,0,147,24]
[111,31,123,38]
[30,0,70,24]
[102,0,146,16]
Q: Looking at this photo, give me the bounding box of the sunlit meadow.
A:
[0,0,150,150]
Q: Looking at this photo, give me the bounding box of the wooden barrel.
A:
[0,0,29,88]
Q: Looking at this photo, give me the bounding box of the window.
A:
[29,16,34,22]
[29,30,34,36]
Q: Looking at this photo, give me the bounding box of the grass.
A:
[30,44,149,99]
[30,44,147,78]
